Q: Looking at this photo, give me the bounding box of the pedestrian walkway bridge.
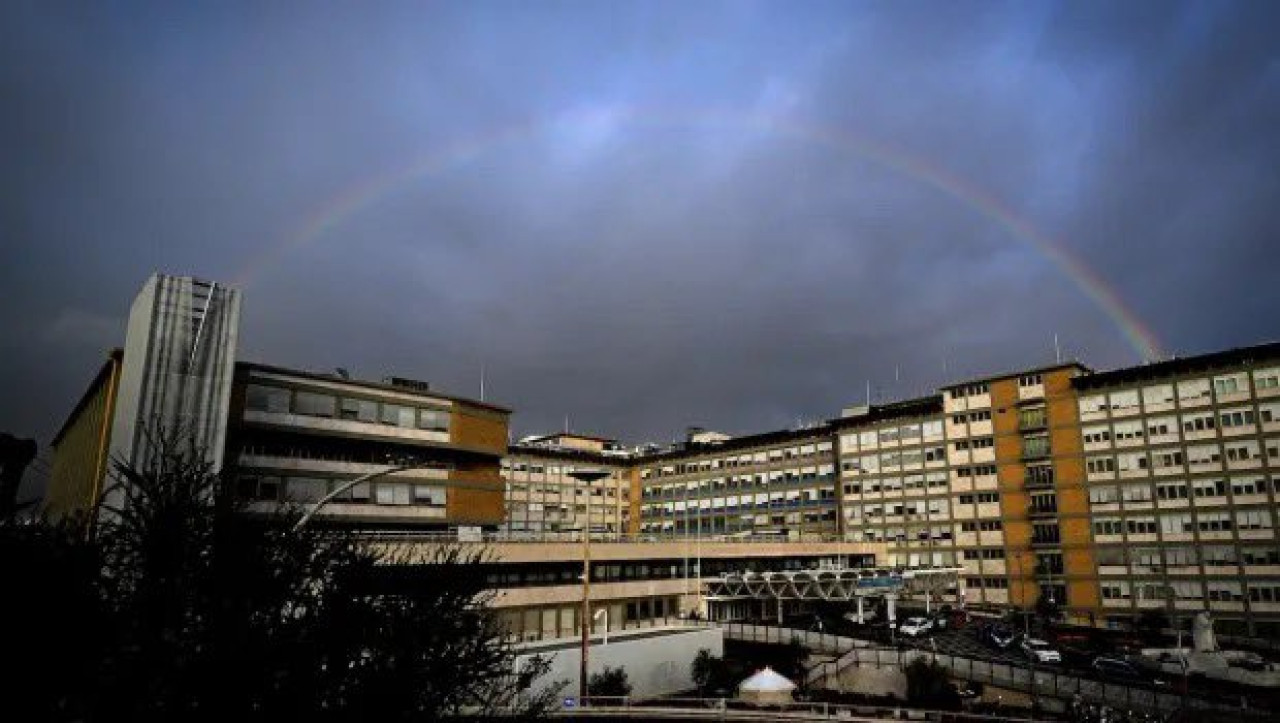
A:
[703,566,963,602]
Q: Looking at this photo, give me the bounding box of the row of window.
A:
[1088,477,1280,504]
[237,475,446,506]
[639,443,834,479]
[1079,369,1280,416]
[1083,405,1280,444]
[245,383,450,432]
[1093,508,1276,536]
[1085,440,1279,474]
[1100,580,1280,604]
[1095,544,1280,567]
[642,469,836,498]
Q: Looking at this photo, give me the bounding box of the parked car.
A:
[1020,637,1062,664]
[898,617,934,637]
[982,624,1019,649]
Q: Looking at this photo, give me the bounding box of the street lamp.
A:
[568,468,611,703]
[293,461,427,532]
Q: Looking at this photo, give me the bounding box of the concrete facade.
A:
[107,274,240,479]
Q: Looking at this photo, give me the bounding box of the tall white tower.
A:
[107,274,241,483]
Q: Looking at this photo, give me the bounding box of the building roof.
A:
[52,349,123,447]
[522,431,618,445]
[505,443,625,466]
[237,360,512,414]
[632,423,832,464]
[829,395,943,430]
[1073,340,1280,391]
[937,360,1092,391]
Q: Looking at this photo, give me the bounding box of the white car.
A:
[898,617,934,637]
[1020,637,1062,664]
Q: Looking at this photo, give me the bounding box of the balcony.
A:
[1030,535,1062,548]
[1027,504,1059,519]
[1022,446,1052,462]
[1018,412,1049,432]
[1023,473,1055,490]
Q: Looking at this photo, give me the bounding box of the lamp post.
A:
[293,461,427,532]
[568,468,611,703]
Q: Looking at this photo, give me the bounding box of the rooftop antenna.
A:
[564,415,569,434]
[1054,334,1062,364]
[479,362,486,401]
[865,380,871,407]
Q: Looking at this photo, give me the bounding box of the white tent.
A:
[738,666,796,706]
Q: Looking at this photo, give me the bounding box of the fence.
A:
[712,622,1272,719]
[562,695,1041,722]
[360,529,853,544]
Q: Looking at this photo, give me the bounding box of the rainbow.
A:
[236,106,1162,361]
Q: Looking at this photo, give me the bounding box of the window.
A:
[293,391,336,417]
[1182,413,1216,433]
[1109,390,1140,411]
[417,408,450,432]
[1177,378,1211,401]
[286,477,328,502]
[246,384,290,412]
[1193,479,1227,498]
[1116,452,1148,472]
[1094,519,1123,536]
[413,485,445,506]
[977,492,1000,503]
[1113,421,1144,441]
[1089,486,1119,504]
[375,483,412,505]
[1221,408,1256,429]
[1156,482,1188,500]
[1213,374,1245,396]
[1079,395,1108,416]
[1225,442,1259,462]
[1086,457,1116,474]
[1023,435,1051,458]
[1019,373,1043,387]
[1236,509,1274,530]
[1231,477,1267,496]
[1027,465,1055,485]
[339,397,378,422]
[381,404,416,428]
[1196,512,1233,532]
[1083,426,1112,445]
[1142,384,1174,407]
[1032,523,1061,543]
[1159,513,1193,534]
[1126,517,1157,534]
[1254,368,1280,390]
[1121,484,1152,502]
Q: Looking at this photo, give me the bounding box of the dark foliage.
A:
[587,666,632,698]
[691,648,737,696]
[903,658,960,710]
[3,430,559,722]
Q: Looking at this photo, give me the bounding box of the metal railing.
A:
[711,623,1272,719]
[561,696,1041,721]
[358,529,859,544]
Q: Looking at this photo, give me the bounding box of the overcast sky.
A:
[3,1,1279,484]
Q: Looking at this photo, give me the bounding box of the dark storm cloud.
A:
[3,1,1279,485]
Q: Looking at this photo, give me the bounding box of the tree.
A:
[903,658,960,710]
[5,428,561,721]
[588,666,632,698]
[692,648,717,694]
